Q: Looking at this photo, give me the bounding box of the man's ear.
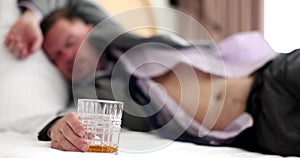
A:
[87,24,94,32]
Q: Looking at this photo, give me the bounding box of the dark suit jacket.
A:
[19,0,195,140]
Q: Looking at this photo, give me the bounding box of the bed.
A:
[0,0,298,158]
[1,129,296,158]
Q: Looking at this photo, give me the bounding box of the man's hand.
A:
[49,112,89,152]
[5,10,43,59]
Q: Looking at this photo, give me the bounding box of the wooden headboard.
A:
[97,0,157,37]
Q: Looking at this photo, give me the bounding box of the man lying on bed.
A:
[5,0,300,156]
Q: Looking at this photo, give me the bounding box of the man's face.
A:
[43,18,98,83]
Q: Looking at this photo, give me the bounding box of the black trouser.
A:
[233,49,300,156]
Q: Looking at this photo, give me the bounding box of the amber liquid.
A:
[87,146,118,153]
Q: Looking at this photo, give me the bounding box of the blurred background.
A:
[98,0,299,53]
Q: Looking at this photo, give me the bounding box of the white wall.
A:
[264,0,300,53]
[149,0,179,34]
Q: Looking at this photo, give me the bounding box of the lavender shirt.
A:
[18,1,43,22]
[111,32,278,142]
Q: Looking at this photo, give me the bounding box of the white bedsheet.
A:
[0,130,296,158]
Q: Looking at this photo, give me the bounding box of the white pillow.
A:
[0,0,68,133]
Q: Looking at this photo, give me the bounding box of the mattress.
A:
[0,129,295,158]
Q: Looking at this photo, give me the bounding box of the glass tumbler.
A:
[77,99,123,153]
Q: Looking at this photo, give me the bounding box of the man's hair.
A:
[41,8,82,36]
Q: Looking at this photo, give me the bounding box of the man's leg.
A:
[244,49,300,156]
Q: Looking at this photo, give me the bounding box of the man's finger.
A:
[29,38,42,53]
[4,35,11,46]
[5,34,15,50]
[61,123,88,151]
[20,46,28,59]
[11,45,21,57]
[56,132,80,152]
[4,31,15,46]
[51,140,60,149]
[8,42,21,58]
[65,112,85,137]
[6,35,21,58]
